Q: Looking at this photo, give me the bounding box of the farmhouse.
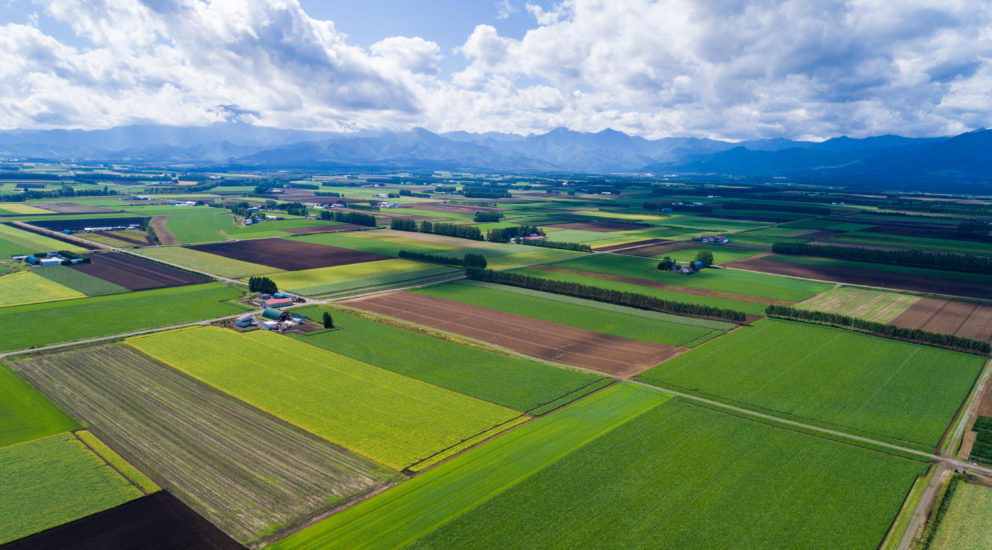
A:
[697,235,730,244]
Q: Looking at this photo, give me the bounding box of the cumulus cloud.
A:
[0,0,990,139]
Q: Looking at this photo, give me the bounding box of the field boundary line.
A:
[70,429,150,496]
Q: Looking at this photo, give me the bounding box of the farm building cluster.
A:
[234,292,312,333]
[696,235,730,244]
[13,252,86,266]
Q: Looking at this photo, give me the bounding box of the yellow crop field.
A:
[127,327,522,470]
[0,203,54,214]
[264,259,456,295]
[0,271,85,307]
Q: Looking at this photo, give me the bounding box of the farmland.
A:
[638,318,984,449]
[796,286,919,323]
[138,245,283,279]
[164,211,236,243]
[127,327,523,470]
[0,270,85,307]
[292,230,469,256]
[272,383,669,550]
[0,433,143,545]
[0,364,78,447]
[0,222,88,255]
[407,399,928,550]
[344,291,685,377]
[891,297,992,343]
[928,480,992,550]
[9,344,397,545]
[189,238,389,271]
[265,259,458,297]
[412,280,725,347]
[0,283,247,352]
[293,306,603,412]
[30,266,129,296]
[70,252,212,290]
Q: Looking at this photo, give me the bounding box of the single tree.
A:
[322,311,334,329]
[695,250,714,267]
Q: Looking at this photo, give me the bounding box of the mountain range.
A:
[1,124,990,191]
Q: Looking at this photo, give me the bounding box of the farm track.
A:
[344,291,687,378]
[8,345,396,547]
[149,216,179,245]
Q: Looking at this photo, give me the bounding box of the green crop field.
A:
[796,286,919,323]
[165,211,236,243]
[639,318,984,449]
[0,223,88,256]
[29,266,128,297]
[406,399,927,550]
[272,383,668,550]
[266,259,458,296]
[128,327,522,470]
[554,254,832,302]
[765,254,992,285]
[412,280,724,347]
[0,433,143,544]
[835,231,992,257]
[138,246,282,279]
[0,270,85,307]
[0,283,247,352]
[510,266,769,314]
[929,481,992,550]
[430,243,585,269]
[0,365,78,448]
[293,306,602,412]
[659,245,765,264]
[74,430,159,494]
[225,219,343,238]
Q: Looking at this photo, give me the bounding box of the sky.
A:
[0,0,990,140]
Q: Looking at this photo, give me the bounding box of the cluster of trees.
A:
[657,250,713,271]
[434,186,457,193]
[473,211,503,222]
[765,305,991,354]
[248,276,278,294]
[228,201,255,218]
[519,239,591,252]
[314,191,341,197]
[390,218,418,231]
[772,242,992,273]
[420,221,484,240]
[486,225,543,243]
[466,269,748,322]
[399,189,431,198]
[269,202,307,216]
[463,187,511,199]
[956,220,992,240]
[319,210,377,227]
[397,250,487,269]
[721,201,832,215]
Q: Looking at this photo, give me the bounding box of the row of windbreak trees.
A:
[397,250,487,269]
[467,269,748,323]
[765,305,991,354]
[320,210,378,227]
[772,241,992,274]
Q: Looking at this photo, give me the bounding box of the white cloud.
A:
[0,0,990,139]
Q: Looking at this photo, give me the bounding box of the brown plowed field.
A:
[593,238,670,252]
[344,292,684,377]
[9,345,396,546]
[891,297,992,342]
[70,252,210,290]
[188,238,389,271]
[622,241,697,257]
[725,256,992,299]
[149,216,179,245]
[3,492,244,550]
[548,221,649,232]
[415,204,503,215]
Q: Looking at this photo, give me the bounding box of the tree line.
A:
[473,211,503,222]
[721,201,832,215]
[772,241,992,273]
[486,225,543,243]
[320,210,378,227]
[398,250,487,269]
[765,305,991,354]
[466,269,748,322]
[421,221,484,240]
[519,239,591,252]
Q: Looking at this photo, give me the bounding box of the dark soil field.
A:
[415,204,503,215]
[70,252,211,290]
[725,256,992,299]
[799,230,845,240]
[705,211,797,222]
[149,216,179,245]
[8,345,397,547]
[343,291,684,377]
[188,238,390,271]
[3,492,244,550]
[593,238,670,252]
[891,297,992,342]
[27,216,150,232]
[548,221,649,232]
